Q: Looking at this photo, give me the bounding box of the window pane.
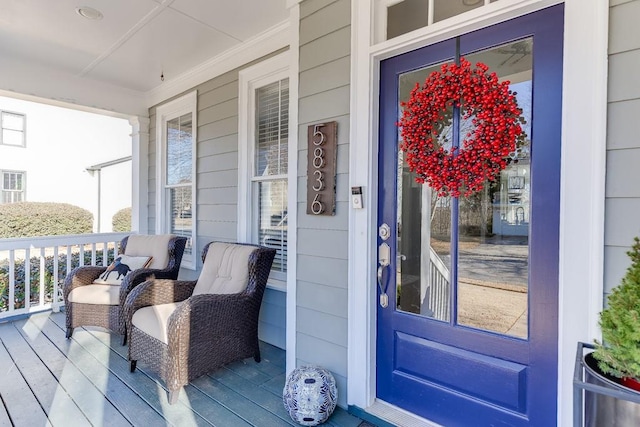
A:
[258,180,287,273]
[2,112,25,146]
[255,79,289,177]
[2,112,24,131]
[434,0,483,23]
[166,113,192,186]
[387,0,429,40]
[3,129,23,146]
[384,0,500,41]
[169,186,193,257]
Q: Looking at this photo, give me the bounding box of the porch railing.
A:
[428,247,450,319]
[0,232,129,321]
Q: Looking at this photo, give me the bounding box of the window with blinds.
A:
[1,111,26,147]
[2,171,25,203]
[253,79,288,275]
[166,113,193,258]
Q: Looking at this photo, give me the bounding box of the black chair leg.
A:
[122,334,127,346]
[254,351,261,363]
[66,328,73,339]
[130,360,137,372]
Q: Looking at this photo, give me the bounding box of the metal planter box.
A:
[574,342,640,426]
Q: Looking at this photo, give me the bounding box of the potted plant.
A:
[593,236,640,392]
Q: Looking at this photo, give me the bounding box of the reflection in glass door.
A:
[396,38,532,339]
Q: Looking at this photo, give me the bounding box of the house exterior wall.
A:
[148,53,288,349]
[0,96,132,233]
[296,0,351,408]
[604,0,640,297]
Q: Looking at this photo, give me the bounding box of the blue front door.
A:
[376,6,563,426]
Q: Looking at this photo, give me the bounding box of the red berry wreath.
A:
[397,57,526,197]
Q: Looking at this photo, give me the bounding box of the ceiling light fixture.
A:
[463,0,483,5]
[75,6,103,20]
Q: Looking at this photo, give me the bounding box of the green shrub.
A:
[112,207,132,232]
[0,202,93,238]
[594,237,640,379]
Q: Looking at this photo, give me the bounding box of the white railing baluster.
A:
[9,251,15,312]
[66,246,72,277]
[79,245,85,267]
[40,248,45,307]
[103,241,109,266]
[91,243,96,265]
[53,246,60,312]
[24,248,30,310]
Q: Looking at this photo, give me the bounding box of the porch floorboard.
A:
[0,312,367,427]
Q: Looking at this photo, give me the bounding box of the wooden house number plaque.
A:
[306,122,337,216]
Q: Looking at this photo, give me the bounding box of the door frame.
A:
[346,1,609,426]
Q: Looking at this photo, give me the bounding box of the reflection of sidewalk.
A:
[458,278,528,338]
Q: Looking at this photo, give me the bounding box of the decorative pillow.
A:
[94,255,153,285]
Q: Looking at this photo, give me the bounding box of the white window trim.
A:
[155,91,197,270]
[238,51,291,291]
[0,110,26,147]
[348,2,607,427]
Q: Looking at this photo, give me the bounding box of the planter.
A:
[621,377,640,393]
[574,342,640,427]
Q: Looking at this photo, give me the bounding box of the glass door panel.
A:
[394,38,534,338]
[456,38,532,338]
[396,62,453,322]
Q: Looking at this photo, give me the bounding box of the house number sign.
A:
[306,122,337,216]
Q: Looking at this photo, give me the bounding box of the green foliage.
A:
[0,202,93,238]
[112,207,132,232]
[0,250,112,312]
[594,237,640,379]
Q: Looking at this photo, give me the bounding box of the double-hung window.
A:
[1,111,26,147]
[155,92,197,269]
[1,171,25,203]
[239,54,290,283]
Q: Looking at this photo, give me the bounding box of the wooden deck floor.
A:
[0,312,367,427]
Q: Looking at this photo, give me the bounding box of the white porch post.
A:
[129,116,149,234]
[558,1,608,426]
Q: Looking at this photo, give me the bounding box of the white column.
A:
[129,116,150,234]
[285,0,300,378]
[558,1,608,426]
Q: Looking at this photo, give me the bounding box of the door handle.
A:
[377,264,389,308]
[378,240,391,308]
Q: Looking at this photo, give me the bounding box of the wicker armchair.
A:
[124,242,275,404]
[63,234,187,340]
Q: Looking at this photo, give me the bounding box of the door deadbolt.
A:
[379,223,391,241]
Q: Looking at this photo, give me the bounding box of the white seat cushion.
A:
[67,284,120,305]
[125,234,175,269]
[193,243,256,295]
[131,303,181,344]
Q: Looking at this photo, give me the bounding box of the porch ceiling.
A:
[0,0,288,116]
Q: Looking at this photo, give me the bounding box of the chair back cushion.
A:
[193,243,257,295]
[125,234,175,269]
